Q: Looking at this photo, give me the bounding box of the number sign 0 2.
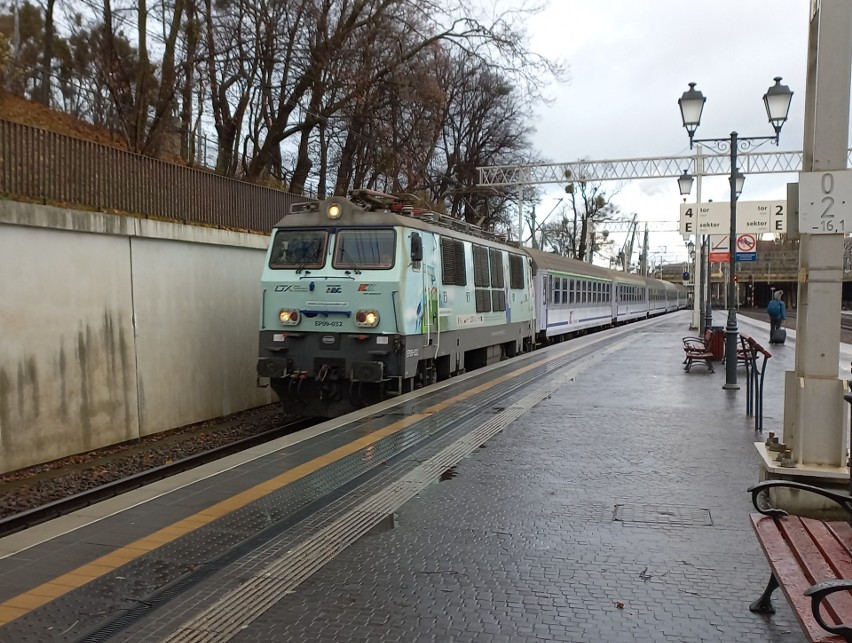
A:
[799,170,852,234]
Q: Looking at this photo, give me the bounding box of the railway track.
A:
[785,310,852,332]
[0,417,317,539]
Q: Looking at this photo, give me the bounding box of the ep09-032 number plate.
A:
[799,170,852,234]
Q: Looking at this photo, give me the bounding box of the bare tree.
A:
[427,51,535,230]
[563,173,620,261]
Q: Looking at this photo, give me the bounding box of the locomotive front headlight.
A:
[327,203,342,219]
[279,309,300,325]
[355,309,379,327]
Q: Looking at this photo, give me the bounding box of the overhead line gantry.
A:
[478,149,852,186]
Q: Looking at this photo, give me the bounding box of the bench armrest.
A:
[748,480,852,519]
[805,579,852,641]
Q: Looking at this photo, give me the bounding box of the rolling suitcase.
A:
[770,327,786,345]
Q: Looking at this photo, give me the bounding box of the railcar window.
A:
[269,229,328,270]
[509,255,524,288]
[440,238,467,285]
[333,229,395,269]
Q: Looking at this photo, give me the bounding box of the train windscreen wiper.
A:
[338,246,362,274]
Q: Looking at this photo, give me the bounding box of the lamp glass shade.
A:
[763,77,793,129]
[731,170,745,197]
[677,170,694,196]
[678,83,705,135]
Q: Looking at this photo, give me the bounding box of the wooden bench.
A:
[682,328,715,373]
[749,479,852,642]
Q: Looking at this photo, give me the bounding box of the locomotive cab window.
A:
[269,229,328,270]
[333,229,396,269]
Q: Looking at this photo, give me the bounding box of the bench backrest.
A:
[739,333,772,360]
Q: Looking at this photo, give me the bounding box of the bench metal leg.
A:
[749,573,779,614]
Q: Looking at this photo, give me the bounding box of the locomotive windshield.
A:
[333,229,396,269]
[268,229,328,270]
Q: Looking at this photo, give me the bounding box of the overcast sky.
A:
[521,0,814,265]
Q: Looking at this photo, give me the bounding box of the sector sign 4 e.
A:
[679,201,787,235]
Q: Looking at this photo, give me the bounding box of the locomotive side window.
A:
[489,249,506,312]
[333,228,395,269]
[473,246,490,287]
[472,245,491,313]
[508,254,524,288]
[268,229,328,270]
[440,238,467,285]
[489,249,505,289]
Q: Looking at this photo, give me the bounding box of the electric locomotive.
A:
[257,190,536,417]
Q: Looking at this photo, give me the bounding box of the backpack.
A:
[767,300,782,319]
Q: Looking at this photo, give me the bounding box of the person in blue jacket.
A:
[767,290,786,335]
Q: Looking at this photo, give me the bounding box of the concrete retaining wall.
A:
[0,201,274,473]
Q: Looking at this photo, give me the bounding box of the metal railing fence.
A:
[0,119,307,233]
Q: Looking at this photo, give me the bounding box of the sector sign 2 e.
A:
[679,201,787,235]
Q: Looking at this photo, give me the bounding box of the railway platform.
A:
[0,310,846,642]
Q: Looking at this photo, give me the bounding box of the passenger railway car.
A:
[257,190,686,417]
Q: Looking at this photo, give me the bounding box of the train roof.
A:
[640,275,685,291]
[523,247,651,284]
[275,194,529,255]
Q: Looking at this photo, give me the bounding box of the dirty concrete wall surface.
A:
[0,202,274,474]
[0,222,139,471]
[131,238,272,436]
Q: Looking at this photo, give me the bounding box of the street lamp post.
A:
[678,77,793,389]
[686,239,696,312]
